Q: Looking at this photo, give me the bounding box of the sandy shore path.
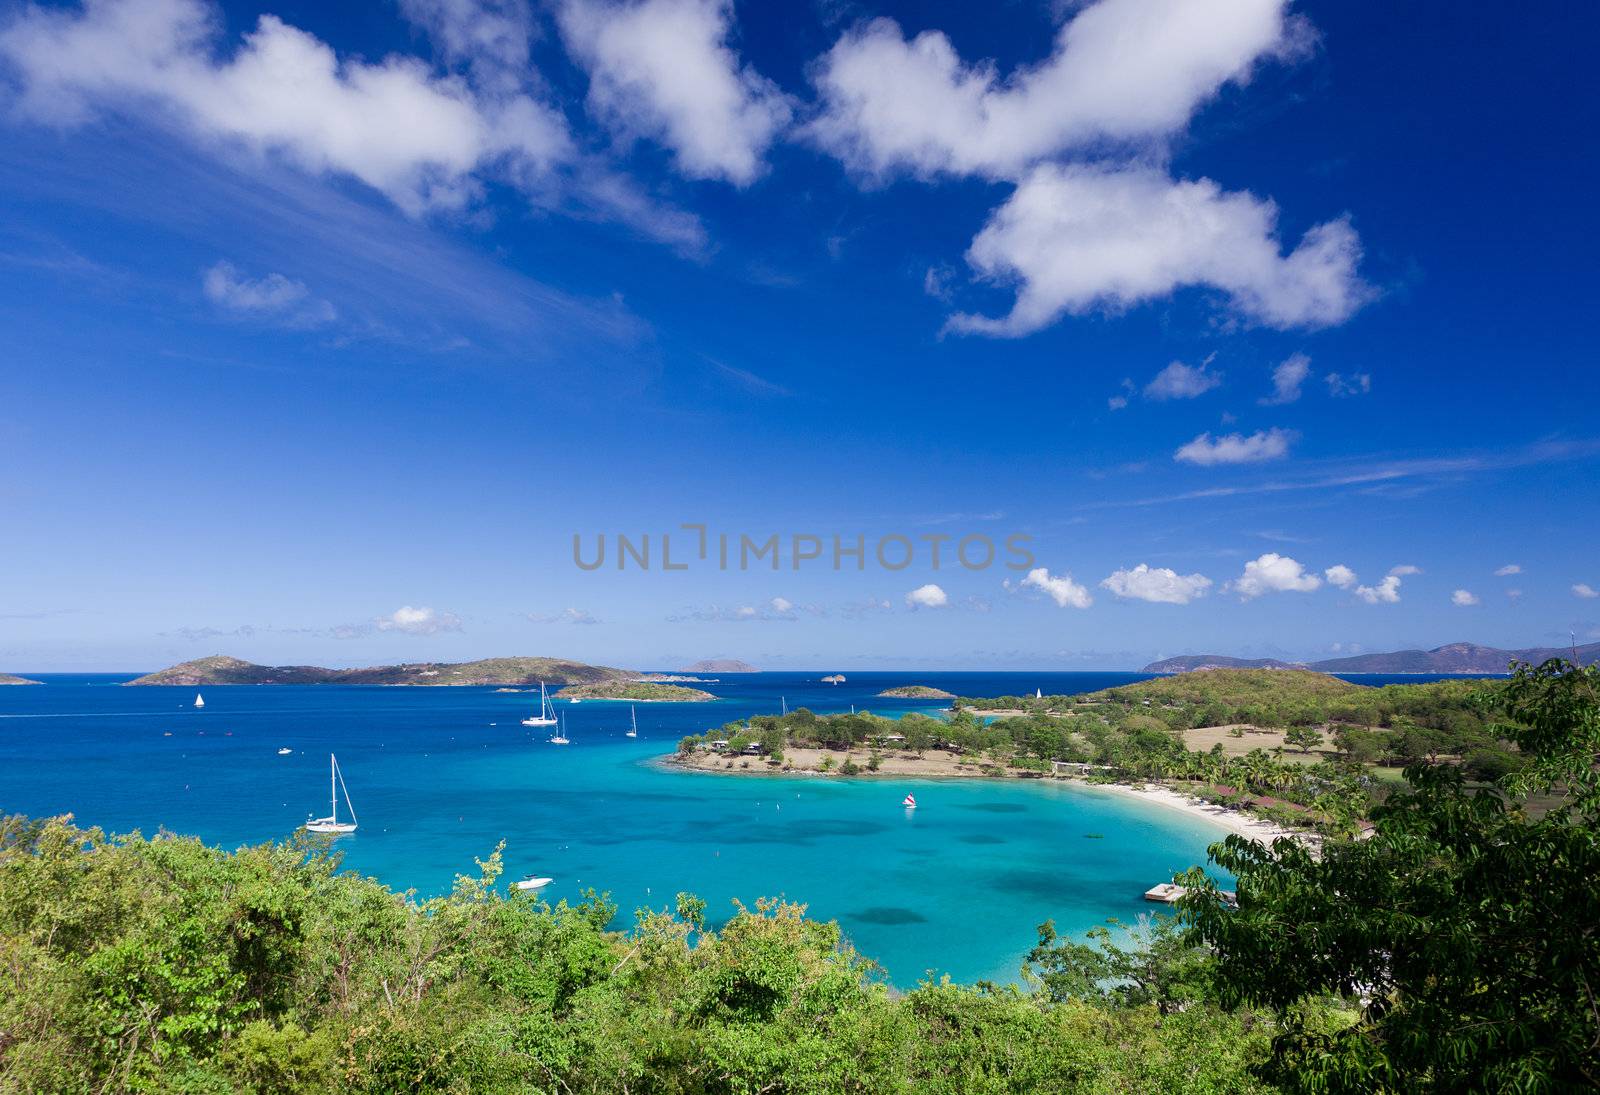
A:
[1074,781,1310,846]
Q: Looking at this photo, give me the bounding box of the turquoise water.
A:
[0,670,1486,983]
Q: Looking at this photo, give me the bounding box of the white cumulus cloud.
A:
[376,605,463,634]
[1100,564,1211,604]
[1451,589,1479,606]
[1575,583,1599,599]
[805,0,1302,181]
[0,0,574,216]
[1324,564,1357,589]
[1021,567,1093,609]
[1355,576,1402,604]
[1174,427,1295,465]
[905,583,949,609]
[1494,564,1522,576]
[1388,564,1422,577]
[1144,359,1221,401]
[1259,352,1310,405]
[1227,553,1320,600]
[945,165,1369,337]
[558,0,791,185]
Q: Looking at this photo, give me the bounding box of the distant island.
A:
[876,685,955,699]
[125,654,634,687]
[821,674,846,684]
[0,673,42,685]
[679,659,759,674]
[556,681,716,702]
[1145,640,1600,675]
[636,673,716,683]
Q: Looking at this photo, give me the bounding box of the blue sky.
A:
[2,0,1597,671]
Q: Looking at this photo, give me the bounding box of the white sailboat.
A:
[305,754,358,834]
[626,705,638,738]
[194,693,205,708]
[550,711,570,746]
[1035,687,1042,699]
[521,682,558,727]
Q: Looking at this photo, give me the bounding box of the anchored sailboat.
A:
[522,682,558,727]
[550,711,570,746]
[305,754,357,834]
[626,705,638,738]
[194,692,205,708]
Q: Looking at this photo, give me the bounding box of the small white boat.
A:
[550,711,570,746]
[277,747,292,755]
[625,705,638,738]
[194,693,205,708]
[515,876,553,892]
[1035,687,1042,699]
[305,754,358,834]
[902,794,917,809]
[521,682,558,727]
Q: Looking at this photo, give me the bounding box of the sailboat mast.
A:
[330,755,338,823]
[334,759,357,825]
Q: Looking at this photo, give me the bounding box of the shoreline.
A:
[659,751,1312,846]
[1075,781,1309,846]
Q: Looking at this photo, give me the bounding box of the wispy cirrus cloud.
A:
[1088,438,1600,510]
[666,597,809,622]
[526,607,601,625]
[203,261,335,326]
[1259,352,1310,405]
[1144,359,1222,401]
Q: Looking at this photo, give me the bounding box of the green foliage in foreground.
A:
[1182,660,1600,1093]
[0,821,1274,1093]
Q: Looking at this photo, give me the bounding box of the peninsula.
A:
[125,654,634,687]
[556,681,716,702]
[0,673,42,685]
[671,668,1516,840]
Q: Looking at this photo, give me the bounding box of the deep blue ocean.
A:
[0,670,1487,984]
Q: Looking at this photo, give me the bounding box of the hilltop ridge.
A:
[124,655,634,687]
[679,659,759,674]
[1146,640,1600,674]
